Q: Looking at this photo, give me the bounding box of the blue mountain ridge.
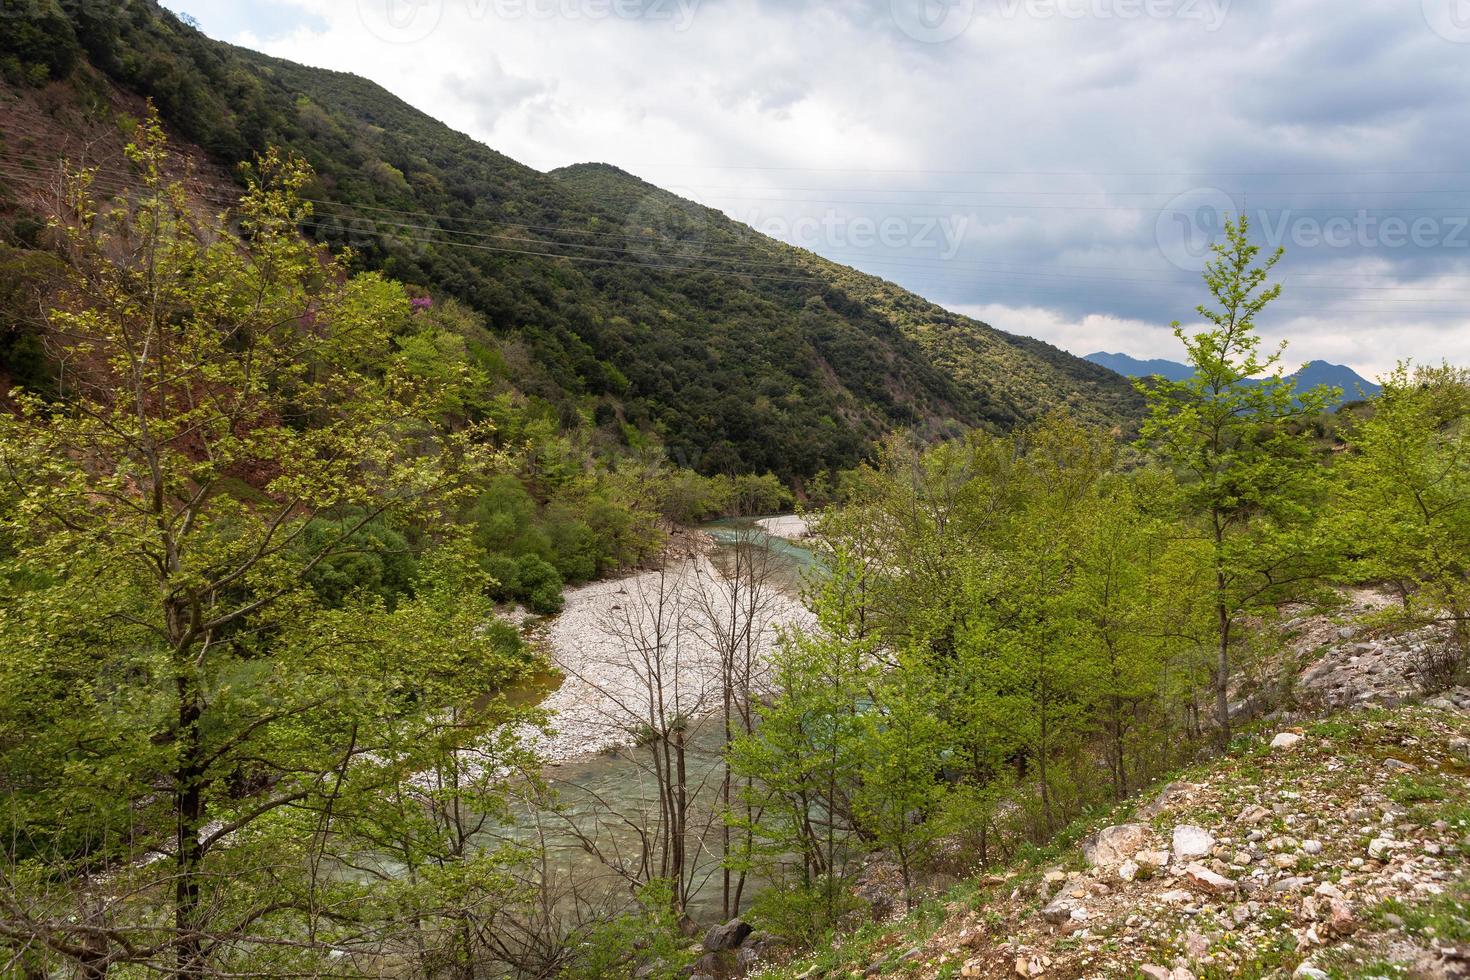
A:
[1083,352,1381,405]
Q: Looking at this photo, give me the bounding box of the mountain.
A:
[1083,351,1196,383]
[0,1,1141,482]
[1291,359,1383,401]
[1084,352,1381,405]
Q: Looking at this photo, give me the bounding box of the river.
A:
[493,516,820,923]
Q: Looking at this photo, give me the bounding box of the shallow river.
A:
[492,517,819,923]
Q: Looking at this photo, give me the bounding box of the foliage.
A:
[1135,215,1337,748]
[0,0,1141,483]
[0,123,535,977]
[1338,363,1470,684]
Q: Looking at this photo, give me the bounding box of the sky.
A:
[160,0,1470,379]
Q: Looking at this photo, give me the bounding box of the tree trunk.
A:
[174,667,205,979]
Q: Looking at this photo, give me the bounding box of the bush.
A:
[516,555,564,615]
[302,518,416,609]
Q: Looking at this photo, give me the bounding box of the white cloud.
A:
[165,0,1470,377]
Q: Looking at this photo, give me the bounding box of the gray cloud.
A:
[173,0,1470,376]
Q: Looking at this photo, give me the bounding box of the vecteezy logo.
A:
[891,0,977,43]
[358,0,444,44]
[1155,187,1239,272]
[1423,0,1470,42]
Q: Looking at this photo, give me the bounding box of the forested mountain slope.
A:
[0,0,1141,480]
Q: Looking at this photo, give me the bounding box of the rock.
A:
[1160,889,1193,904]
[1139,782,1196,818]
[1272,876,1313,894]
[1173,825,1216,862]
[702,918,753,952]
[1138,849,1171,869]
[1041,897,1076,925]
[1325,899,1358,936]
[1303,839,1323,855]
[1084,823,1153,866]
[1141,968,1172,980]
[1367,837,1397,860]
[1237,804,1272,824]
[1183,862,1237,895]
[1273,853,1300,870]
[1271,732,1304,751]
[1119,859,1140,882]
[1293,965,1329,979]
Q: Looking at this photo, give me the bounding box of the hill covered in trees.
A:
[0,0,1141,481]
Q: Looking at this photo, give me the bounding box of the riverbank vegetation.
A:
[2,130,1468,979]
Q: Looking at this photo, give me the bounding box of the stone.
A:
[702,918,753,952]
[1119,859,1140,882]
[1084,823,1153,866]
[1367,837,1396,860]
[1041,897,1076,925]
[1138,849,1171,869]
[1173,825,1216,862]
[1237,804,1272,824]
[1325,899,1358,936]
[1271,731,1304,751]
[1293,965,1329,979]
[1141,968,1172,980]
[1303,839,1323,855]
[1183,862,1237,895]
[1272,876,1313,894]
[1139,782,1196,818]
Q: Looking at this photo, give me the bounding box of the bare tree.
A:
[692,527,784,919]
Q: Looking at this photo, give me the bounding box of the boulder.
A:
[702,918,753,953]
[1183,862,1237,895]
[1367,837,1396,860]
[1084,823,1153,867]
[1173,825,1216,862]
[1137,849,1171,871]
[1041,896,1077,925]
[1271,731,1303,751]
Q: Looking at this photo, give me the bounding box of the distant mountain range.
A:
[1084,352,1381,405]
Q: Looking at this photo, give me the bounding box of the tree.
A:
[1136,215,1337,749]
[1340,364,1470,687]
[0,121,530,977]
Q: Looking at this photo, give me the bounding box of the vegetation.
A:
[1,8,1468,979]
[0,0,1141,485]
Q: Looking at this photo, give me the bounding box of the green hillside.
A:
[0,0,1141,480]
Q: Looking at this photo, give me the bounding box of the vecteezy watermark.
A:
[891,0,979,43]
[891,0,1228,43]
[737,208,972,261]
[357,0,702,44]
[1156,187,1470,270]
[1422,0,1470,42]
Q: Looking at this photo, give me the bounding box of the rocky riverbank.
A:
[521,535,815,763]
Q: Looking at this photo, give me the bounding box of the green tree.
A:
[1340,364,1470,686]
[1136,216,1336,749]
[0,122,530,977]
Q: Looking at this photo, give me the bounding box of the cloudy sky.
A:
[163,0,1470,379]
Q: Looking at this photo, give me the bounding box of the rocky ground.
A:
[746,595,1470,980]
[518,535,812,762]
